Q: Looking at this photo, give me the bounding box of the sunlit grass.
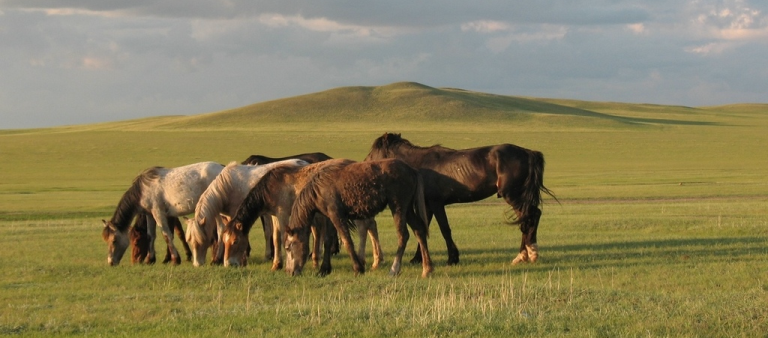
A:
[1,85,767,336]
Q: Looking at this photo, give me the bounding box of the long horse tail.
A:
[516,150,557,225]
[414,171,429,236]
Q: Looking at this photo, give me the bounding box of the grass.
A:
[1,82,767,336]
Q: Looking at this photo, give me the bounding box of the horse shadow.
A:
[439,236,767,276]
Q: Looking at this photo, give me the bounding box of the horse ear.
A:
[102,219,108,227]
[220,214,231,224]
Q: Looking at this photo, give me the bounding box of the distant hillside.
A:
[49,82,767,132]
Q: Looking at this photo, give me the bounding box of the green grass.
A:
[1,82,767,337]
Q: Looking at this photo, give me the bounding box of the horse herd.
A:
[101,133,555,278]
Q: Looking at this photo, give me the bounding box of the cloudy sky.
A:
[1,1,766,129]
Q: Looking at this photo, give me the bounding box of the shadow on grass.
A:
[437,236,767,276]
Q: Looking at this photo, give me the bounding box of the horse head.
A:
[101,219,129,266]
[221,220,249,267]
[283,226,311,276]
[184,216,213,267]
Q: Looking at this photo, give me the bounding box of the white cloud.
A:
[627,23,646,34]
[461,20,510,33]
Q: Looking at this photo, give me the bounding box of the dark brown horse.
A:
[284,159,433,278]
[364,133,556,265]
[221,159,382,273]
[241,152,335,260]
[130,213,193,264]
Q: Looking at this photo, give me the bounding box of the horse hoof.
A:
[409,257,422,265]
[511,251,529,265]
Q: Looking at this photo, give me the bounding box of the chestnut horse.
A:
[241,152,382,265]
[364,133,556,265]
[184,159,308,268]
[241,152,334,260]
[101,161,224,266]
[284,159,433,278]
[221,160,383,273]
[130,213,192,264]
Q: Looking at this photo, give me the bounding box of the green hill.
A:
[41,81,763,132]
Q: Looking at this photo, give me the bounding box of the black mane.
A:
[110,167,160,231]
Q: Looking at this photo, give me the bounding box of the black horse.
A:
[364,133,556,265]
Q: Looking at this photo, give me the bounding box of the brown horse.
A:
[364,133,556,265]
[241,152,335,260]
[130,213,192,264]
[284,159,433,278]
[221,159,383,273]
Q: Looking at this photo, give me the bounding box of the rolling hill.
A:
[43,82,763,132]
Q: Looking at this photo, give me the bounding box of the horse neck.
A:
[111,179,144,231]
[232,183,269,233]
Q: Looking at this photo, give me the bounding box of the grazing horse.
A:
[364,133,556,265]
[221,160,384,273]
[241,152,335,260]
[130,214,192,264]
[101,161,224,266]
[184,159,309,268]
[284,159,433,278]
[241,152,381,264]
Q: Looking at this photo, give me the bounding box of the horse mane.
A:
[195,161,238,224]
[110,167,160,231]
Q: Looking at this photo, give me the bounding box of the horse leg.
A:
[146,216,158,264]
[210,215,226,265]
[153,210,181,265]
[310,219,321,269]
[261,216,274,261]
[354,219,368,269]
[511,208,541,265]
[524,208,542,263]
[389,212,410,277]
[432,205,460,265]
[329,214,364,275]
[318,219,334,276]
[271,215,285,271]
[171,217,193,262]
[406,210,433,278]
[358,218,383,269]
[410,210,433,264]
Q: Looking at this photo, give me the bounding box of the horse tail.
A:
[497,147,556,225]
[414,171,429,236]
[515,150,557,225]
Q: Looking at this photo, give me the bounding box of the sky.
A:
[1,1,767,129]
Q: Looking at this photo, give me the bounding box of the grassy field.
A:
[1,83,767,337]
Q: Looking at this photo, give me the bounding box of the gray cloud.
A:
[1,1,767,128]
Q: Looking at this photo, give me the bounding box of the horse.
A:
[364,133,556,265]
[101,161,224,266]
[184,159,309,268]
[130,213,192,264]
[241,152,335,260]
[284,159,433,278]
[221,159,384,273]
[241,152,381,264]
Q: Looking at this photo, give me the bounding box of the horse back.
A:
[242,152,332,165]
